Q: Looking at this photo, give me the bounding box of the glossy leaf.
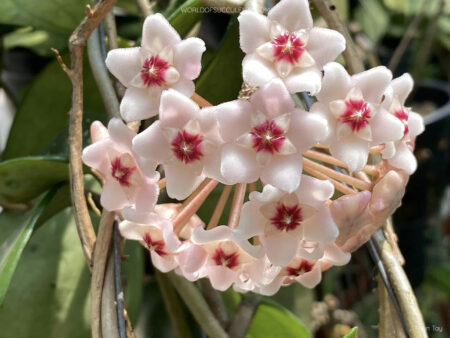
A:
[355,0,389,43]
[195,17,244,105]
[0,156,69,204]
[247,301,311,338]
[0,208,91,337]
[343,327,358,338]
[0,186,57,306]
[2,54,105,159]
[168,0,204,37]
[0,0,85,35]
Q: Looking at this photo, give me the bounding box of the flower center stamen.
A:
[250,120,286,154]
[111,157,136,187]
[171,130,203,164]
[272,32,305,64]
[340,99,371,132]
[270,203,303,231]
[141,55,169,87]
[212,247,239,269]
[286,260,314,276]
[143,233,167,256]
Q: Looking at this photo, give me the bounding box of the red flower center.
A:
[171,130,203,164]
[143,233,167,256]
[286,260,314,276]
[140,55,169,87]
[250,120,286,154]
[340,99,371,132]
[270,203,303,231]
[212,247,239,269]
[110,157,136,187]
[394,109,409,136]
[272,32,305,64]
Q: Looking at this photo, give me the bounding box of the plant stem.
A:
[227,183,247,228]
[302,166,356,195]
[207,185,232,229]
[101,251,120,338]
[228,294,260,338]
[155,271,193,338]
[200,279,230,328]
[91,210,115,338]
[113,223,128,338]
[373,231,428,338]
[167,272,229,338]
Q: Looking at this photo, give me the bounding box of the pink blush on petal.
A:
[340,99,371,132]
[250,120,286,154]
[272,32,305,64]
[141,55,169,87]
[393,108,409,136]
[143,233,167,256]
[286,260,314,276]
[212,247,240,269]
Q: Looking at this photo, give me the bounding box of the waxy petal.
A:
[352,66,392,104]
[242,54,278,87]
[238,10,271,54]
[105,47,141,87]
[391,73,413,105]
[173,37,205,80]
[133,121,171,163]
[288,108,329,152]
[260,154,302,193]
[307,27,346,68]
[329,134,370,172]
[142,13,181,52]
[260,229,300,266]
[268,0,313,32]
[159,89,200,129]
[216,100,253,143]
[316,62,352,103]
[164,164,204,200]
[120,87,160,122]
[283,67,322,94]
[220,144,259,184]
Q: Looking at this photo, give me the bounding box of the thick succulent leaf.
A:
[0,156,69,204]
[343,327,358,338]
[195,17,244,105]
[247,300,311,338]
[2,54,105,159]
[0,186,57,306]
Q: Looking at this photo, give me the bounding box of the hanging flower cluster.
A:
[82,0,424,294]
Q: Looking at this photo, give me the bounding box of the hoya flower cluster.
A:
[82,0,424,294]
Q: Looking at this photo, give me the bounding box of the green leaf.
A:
[0,208,92,337]
[426,265,450,297]
[247,301,311,338]
[2,54,105,159]
[0,0,86,35]
[383,0,411,15]
[3,27,67,56]
[0,156,69,204]
[0,186,57,306]
[168,0,204,37]
[195,17,244,105]
[343,327,358,338]
[355,0,389,43]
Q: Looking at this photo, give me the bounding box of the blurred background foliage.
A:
[0,0,448,337]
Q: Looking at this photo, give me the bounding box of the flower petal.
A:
[173,37,205,80]
[171,78,195,97]
[159,89,200,129]
[207,266,237,291]
[242,54,277,87]
[261,154,302,193]
[151,251,178,272]
[296,174,334,206]
[306,27,346,68]
[391,73,413,105]
[220,144,259,184]
[329,134,370,172]
[322,243,351,266]
[135,180,159,213]
[249,79,295,119]
[133,121,171,163]
[371,108,405,143]
[296,265,321,288]
[316,62,352,103]
[234,202,266,239]
[108,118,136,148]
[261,230,300,266]
[268,0,313,32]
[388,141,417,174]
[101,180,129,211]
[164,164,204,200]
[302,206,338,243]
[288,108,329,152]
[238,10,271,54]
[120,87,160,122]
[352,66,392,104]
[105,47,141,87]
[142,13,181,52]
[284,67,322,95]
[216,100,252,143]
[407,112,425,137]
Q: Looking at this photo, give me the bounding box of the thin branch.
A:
[310,0,364,74]
[228,294,260,338]
[114,223,128,338]
[52,0,117,267]
[91,210,115,338]
[101,251,120,338]
[191,93,213,107]
[87,27,120,119]
[167,272,229,338]
[181,178,213,210]
[372,231,428,337]
[207,185,232,229]
[227,183,247,228]
[135,0,154,17]
[200,279,230,328]
[155,271,193,338]
[303,166,356,195]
